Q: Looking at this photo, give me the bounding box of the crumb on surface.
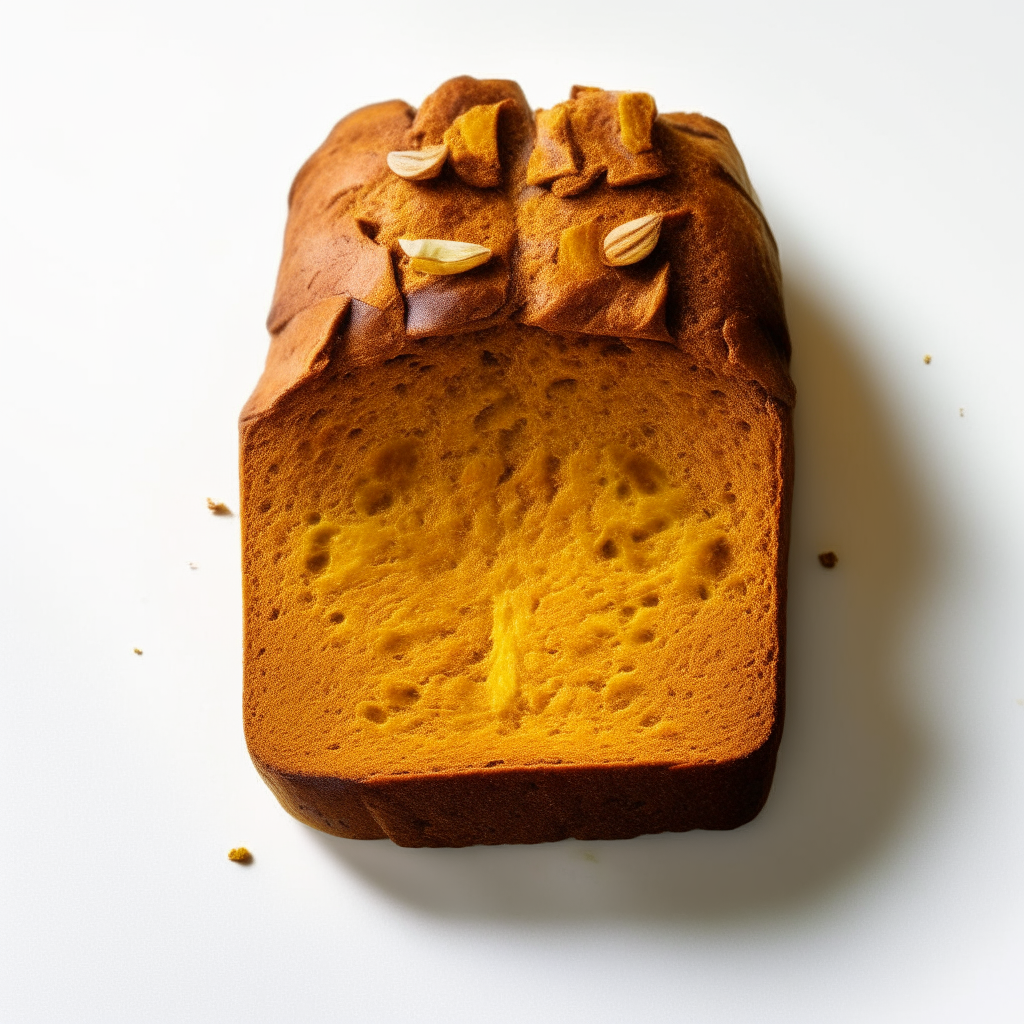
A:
[227,847,252,863]
[188,562,198,570]
[207,498,233,516]
[923,354,932,364]
[959,407,965,417]
[818,551,838,569]
[133,647,143,655]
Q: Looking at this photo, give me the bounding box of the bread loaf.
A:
[240,77,794,847]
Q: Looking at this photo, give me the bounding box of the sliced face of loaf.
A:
[241,77,793,847]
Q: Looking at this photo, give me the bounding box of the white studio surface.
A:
[1,1,1022,1021]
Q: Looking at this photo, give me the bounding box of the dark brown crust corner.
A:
[724,314,796,407]
[241,295,350,424]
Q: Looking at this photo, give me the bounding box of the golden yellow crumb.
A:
[207,498,233,516]
[923,354,932,364]
[133,648,143,655]
[227,847,252,863]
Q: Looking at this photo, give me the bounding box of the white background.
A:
[1,1,1022,1020]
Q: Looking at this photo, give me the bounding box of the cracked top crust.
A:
[245,76,792,422]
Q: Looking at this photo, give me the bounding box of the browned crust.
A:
[256,733,783,847]
[240,77,795,846]
[240,295,350,423]
[252,77,792,406]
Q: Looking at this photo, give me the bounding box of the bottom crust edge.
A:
[254,730,781,847]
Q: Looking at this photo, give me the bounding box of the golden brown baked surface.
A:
[240,77,794,847]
